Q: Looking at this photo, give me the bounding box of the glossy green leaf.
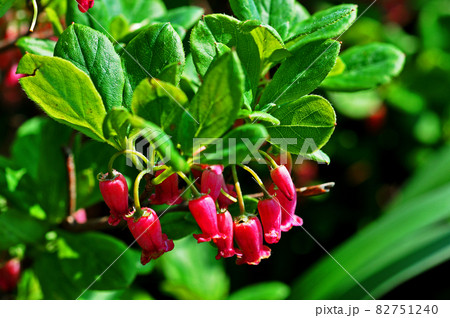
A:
[286,4,357,52]
[159,212,198,240]
[159,237,229,300]
[292,145,450,299]
[300,150,331,165]
[229,281,290,300]
[131,78,188,139]
[16,37,56,57]
[178,51,244,155]
[198,124,269,166]
[109,15,130,40]
[240,20,291,70]
[322,43,405,91]
[290,2,310,30]
[121,22,185,107]
[35,231,138,299]
[154,6,203,30]
[0,0,15,18]
[18,54,107,143]
[190,14,260,106]
[229,0,295,39]
[259,40,340,107]
[0,210,48,249]
[54,24,125,111]
[267,95,336,154]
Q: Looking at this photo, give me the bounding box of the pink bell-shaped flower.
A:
[215,210,240,260]
[234,216,271,265]
[98,170,129,226]
[270,165,296,201]
[0,258,20,292]
[189,195,225,243]
[257,197,282,244]
[127,208,174,265]
[201,168,225,201]
[150,169,182,205]
[268,184,303,232]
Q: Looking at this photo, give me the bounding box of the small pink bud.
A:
[257,197,282,244]
[234,216,271,265]
[98,170,129,226]
[189,195,225,243]
[0,258,20,292]
[127,208,174,265]
[270,165,295,201]
[268,184,303,232]
[215,210,240,260]
[150,169,182,205]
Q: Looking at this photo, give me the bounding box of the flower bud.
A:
[127,208,174,265]
[98,170,129,226]
[270,165,295,201]
[234,216,271,265]
[201,168,225,201]
[77,0,95,13]
[189,195,225,243]
[150,169,182,205]
[0,258,20,292]
[257,197,282,244]
[215,210,240,260]
[268,184,303,232]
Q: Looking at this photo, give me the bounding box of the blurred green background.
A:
[1,0,450,300]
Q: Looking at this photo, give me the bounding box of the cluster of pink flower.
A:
[98,159,302,266]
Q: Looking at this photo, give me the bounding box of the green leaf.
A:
[190,14,260,106]
[159,212,198,240]
[121,22,185,107]
[154,6,204,30]
[259,40,340,107]
[16,37,56,57]
[290,2,310,30]
[286,4,357,52]
[0,0,15,18]
[291,145,450,299]
[238,109,280,125]
[159,237,229,299]
[18,54,107,143]
[45,7,64,36]
[240,20,291,71]
[198,124,269,166]
[66,0,166,34]
[266,95,336,155]
[229,0,295,39]
[54,24,125,111]
[109,15,130,40]
[0,210,48,249]
[327,90,382,119]
[104,110,189,172]
[16,269,43,300]
[12,117,73,222]
[300,150,331,165]
[178,51,244,155]
[131,78,188,140]
[322,43,405,91]
[35,231,139,299]
[229,281,290,300]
